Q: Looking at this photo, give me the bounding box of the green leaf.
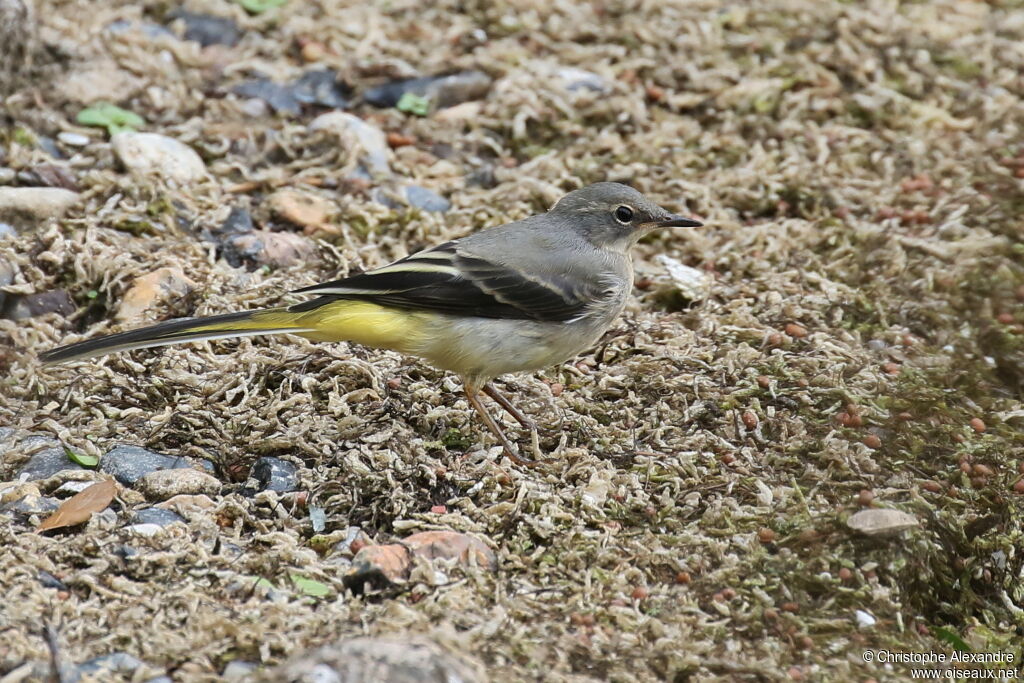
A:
[931,626,971,652]
[236,0,287,13]
[396,92,431,117]
[290,574,331,597]
[63,444,98,468]
[76,104,145,136]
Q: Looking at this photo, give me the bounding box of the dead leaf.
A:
[37,478,116,532]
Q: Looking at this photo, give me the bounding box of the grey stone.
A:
[268,637,484,683]
[0,187,79,226]
[112,132,206,185]
[252,456,299,493]
[2,289,75,320]
[403,185,450,212]
[137,468,221,499]
[57,132,90,147]
[168,10,240,47]
[17,446,85,481]
[0,167,15,184]
[222,660,257,681]
[132,507,185,527]
[364,70,491,109]
[309,112,390,177]
[78,652,144,676]
[1,493,59,515]
[99,445,192,485]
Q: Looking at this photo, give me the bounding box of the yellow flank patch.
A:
[291,300,429,353]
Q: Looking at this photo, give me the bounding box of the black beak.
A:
[650,214,703,228]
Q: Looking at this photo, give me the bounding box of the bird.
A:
[40,182,703,466]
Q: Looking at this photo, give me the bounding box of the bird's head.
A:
[550,182,702,252]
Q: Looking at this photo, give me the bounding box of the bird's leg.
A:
[464,386,539,467]
[482,382,546,460]
[482,383,538,432]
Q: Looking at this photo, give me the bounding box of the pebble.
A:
[252,456,298,493]
[855,610,877,629]
[57,132,90,147]
[403,185,450,212]
[554,67,610,93]
[233,69,350,115]
[112,132,207,185]
[310,112,390,176]
[655,254,712,302]
[123,523,165,537]
[227,230,316,268]
[0,168,16,184]
[0,187,80,226]
[0,258,12,311]
[132,507,186,527]
[105,19,175,40]
[1,492,60,516]
[168,10,241,47]
[137,468,221,500]
[0,222,16,238]
[268,637,484,683]
[78,652,144,676]
[38,569,68,591]
[222,660,257,681]
[232,79,301,115]
[267,188,337,228]
[99,445,194,486]
[115,267,197,323]
[2,289,75,320]
[16,445,86,480]
[363,70,491,109]
[846,509,919,537]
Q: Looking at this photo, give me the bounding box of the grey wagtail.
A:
[40,182,702,466]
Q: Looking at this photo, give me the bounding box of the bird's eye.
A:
[614,205,634,224]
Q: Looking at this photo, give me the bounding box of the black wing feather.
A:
[289,241,591,321]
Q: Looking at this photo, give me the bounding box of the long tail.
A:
[39,307,315,365]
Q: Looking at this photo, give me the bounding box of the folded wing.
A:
[291,241,600,321]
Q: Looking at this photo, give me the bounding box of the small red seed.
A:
[757,375,771,388]
[712,592,725,602]
[796,378,809,387]
[973,464,994,477]
[863,569,876,580]
[837,412,852,427]
[549,382,564,397]
[1013,479,1024,494]
[960,461,973,474]
[767,332,784,347]
[386,377,402,389]
[742,411,758,429]
[720,453,736,465]
[921,480,942,493]
[848,413,864,428]
[882,362,901,375]
[997,312,1014,324]
[722,588,737,600]
[897,411,913,421]
[785,323,808,338]
[645,85,665,102]
[970,417,986,433]
[430,504,447,514]
[386,132,415,148]
[838,567,853,582]
[781,601,799,613]
[675,571,691,584]
[858,489,875,507]
[757,527,776,543]
[863,434,881,449]
[764,608,779,620]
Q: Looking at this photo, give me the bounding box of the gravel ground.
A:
[2,0,1023,681]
